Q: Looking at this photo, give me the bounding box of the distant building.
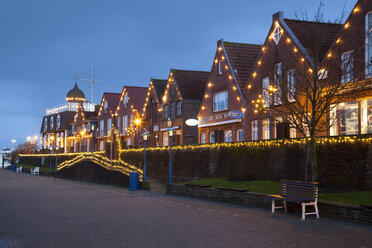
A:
[40,82,96,153]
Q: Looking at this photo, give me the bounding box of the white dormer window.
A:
[123,95,128,105]
[272,22,283,45]
[57,115,61,129]
[218,60,223,75]
[104,100,108,113]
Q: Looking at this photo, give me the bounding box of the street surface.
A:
[0,169,371,248]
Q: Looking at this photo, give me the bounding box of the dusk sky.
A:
[0,0,355,148]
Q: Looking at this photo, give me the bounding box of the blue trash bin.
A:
[13,164,16,171]
[129,172,139,191]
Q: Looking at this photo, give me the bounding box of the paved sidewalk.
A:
[0,169,371,248]
[147,176,166,193]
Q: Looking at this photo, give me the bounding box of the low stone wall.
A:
[167,184,372,226]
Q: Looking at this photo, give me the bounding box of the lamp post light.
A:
[168,129,173,184]
[134,118,142,147]
[141,132,149,182]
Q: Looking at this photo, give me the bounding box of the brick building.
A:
[160,69,209,146]
[198,40,261,143]
[97,92,121,151]
[142,79,168,147]
[244,12,342,140]
[115,86,147,148]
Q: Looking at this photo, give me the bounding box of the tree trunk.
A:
[310,135,318,182]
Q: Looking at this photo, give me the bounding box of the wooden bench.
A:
[268,180,319,220]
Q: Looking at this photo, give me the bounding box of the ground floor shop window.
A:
[99,141,104,151]
[200,133,206,144]
[252,120,258,140]
[361,98,372,134]
[224,130,232,142]
[330,102,359,135]
[237,129,243,142]
[262,119,270,140]
[209,132,215,143]
[162,132,168,146]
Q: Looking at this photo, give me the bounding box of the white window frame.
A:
[274,63,282,105]
[209,132,215,143]
[287,69,296,102]
[218,60,223,75]
[262,119,270,140]
[237,129,243,142]
[224,130,232,142]
[262,77,270,108]
[107,118,112,134]
[213,91,228,112]
[341,50,354,83]
[200,133,206,144]
[251,120,258,141]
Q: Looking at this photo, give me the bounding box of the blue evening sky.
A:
[0,0,355,148]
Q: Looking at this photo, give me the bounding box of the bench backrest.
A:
[35,167,39,172]
[280,180,318,201]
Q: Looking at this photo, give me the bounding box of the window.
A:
[237,129,243,142]
[263,119,270,140]
[200,133,206,144]
[164,105,168,119]
[57,115,61,129]
[218,60,223,75]
[262,77,270,108]
[123,115,128,128]
[290,123,297,138]
[274,117,282,139]
[104,100,108,113]
[117,117,121,133]
[366,12,372,77]
[341,50,354,83]
[123,95,128,106]
[44,118,48,131]
[99,141,104,151]
[176,101,182,117]
[331,102,359,135]
[50,117,54,129]
[99,120,104,137]
[213,91,228,112]
[224,130,232,142]
[272,22,283,45]
[361,98,372,134]
[130,114,133,126]
[287,69,296,102]
[163,132,168,146]
[274,63,282,104]
[170,84,176,97]
[170,102,175,120]
[251,120,258,140]
[209,132,215,143]
[107,118,112,134]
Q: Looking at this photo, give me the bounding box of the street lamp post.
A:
[141,132,149,182]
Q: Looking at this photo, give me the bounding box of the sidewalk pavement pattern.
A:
[0,169,371,248]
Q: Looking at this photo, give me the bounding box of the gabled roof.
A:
[283,19,342,62]
[223,42,261,91]
[101,92,121,113]
[171,69,209,100]
[152,79,168,100]
[122,86,147,111]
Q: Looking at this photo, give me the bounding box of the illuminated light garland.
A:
[258,60,262,65]
[119,136,372,153]
[344,22,350,29]
[353,7,359,13]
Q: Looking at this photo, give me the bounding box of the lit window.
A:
[361,98,372,134]
[162,132,168,146]
[341,50,354,83]
[331,102,359,135]
[263,119,270,140]
[213,91,228,112]
[366,12,372,77]
[251,120,258,140]
[274,63,282,104]
[224,130,232,142]
[262,77,270,108]
[287,69,296,102]
[200,133,206,144]
[237,129,243,142]
[209,132,215,143]
[218,60,223,75]
[272,22,283,45]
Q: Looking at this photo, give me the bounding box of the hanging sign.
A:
[228,111,244,119]
[185,119,199,126]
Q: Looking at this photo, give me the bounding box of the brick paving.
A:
[0,169,371,248]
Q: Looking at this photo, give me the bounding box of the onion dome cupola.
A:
[66,82,85,103]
